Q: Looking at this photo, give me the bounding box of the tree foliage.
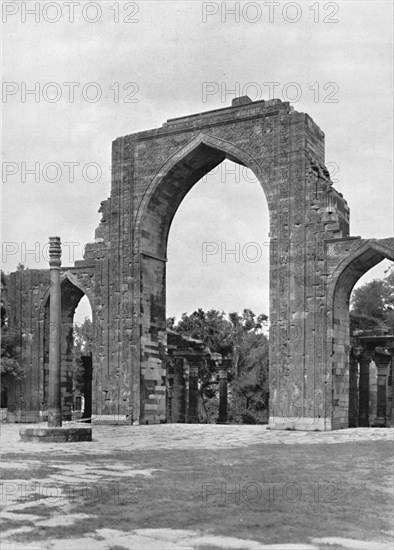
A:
[350,265,394,336]
[72,318,93,394]
[1,272,24,381]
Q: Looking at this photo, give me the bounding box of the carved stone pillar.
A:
[217,358,230,424]
[373,347,391,427]
[358,352,371,427]
[47,237,62,428]
[348,351,359,427]
[81,354,93,423]
[187,362,199,424]
[368,361,378,426]
[172,358,186,423]
[389,345,394,427]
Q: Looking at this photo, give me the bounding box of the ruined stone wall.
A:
[5,98,393,429]
[4,270,49,421]
[3,265,99,421]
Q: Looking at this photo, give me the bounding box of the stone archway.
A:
[328,238,394,428]
[42,273,93,420]
[109,97,351,427]
[135,135,271,424]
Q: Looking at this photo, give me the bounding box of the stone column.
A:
[368,361,378,426]
[389,345,394,427]
[217,359,230,424]
[348,351,359,427]
[184,356,200,424]
[373,347,391,427]
[358,353,370,427]
[47,237,62,428]
[172,358,186,423]
[81,354,93,423]
[188,364,199,423]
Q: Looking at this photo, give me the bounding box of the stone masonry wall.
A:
[5,98,393,429]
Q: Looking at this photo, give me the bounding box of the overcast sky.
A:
[2,0,393,322]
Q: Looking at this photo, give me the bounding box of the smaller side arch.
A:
[61,270,95,323]
[328,239,394,429]
[39,269,95,322]
[40,270,95,421]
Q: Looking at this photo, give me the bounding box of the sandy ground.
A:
[1,422,393,550]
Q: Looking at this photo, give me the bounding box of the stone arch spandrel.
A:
[329,239,394,308]
[135,131,272,254]
[61,270,95,321]
[39,268,95,320]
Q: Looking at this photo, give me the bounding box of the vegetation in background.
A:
[350,264,394,340]
[1,271,24,383]
[72,318,93,395]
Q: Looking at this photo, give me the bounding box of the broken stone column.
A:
[47,237,62,428]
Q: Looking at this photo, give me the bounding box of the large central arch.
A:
[136,135,271,423]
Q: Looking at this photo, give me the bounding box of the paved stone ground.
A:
[1,422,393,550]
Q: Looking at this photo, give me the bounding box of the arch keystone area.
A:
[5,98,393,429]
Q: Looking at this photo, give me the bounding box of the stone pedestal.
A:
[20,427,92,442]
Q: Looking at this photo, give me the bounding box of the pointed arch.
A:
[331,239,394,309]
[135,131,271,259]
[40,270,94,322]
[329,238,394,429]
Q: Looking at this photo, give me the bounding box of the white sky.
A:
[1,0,393,323]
